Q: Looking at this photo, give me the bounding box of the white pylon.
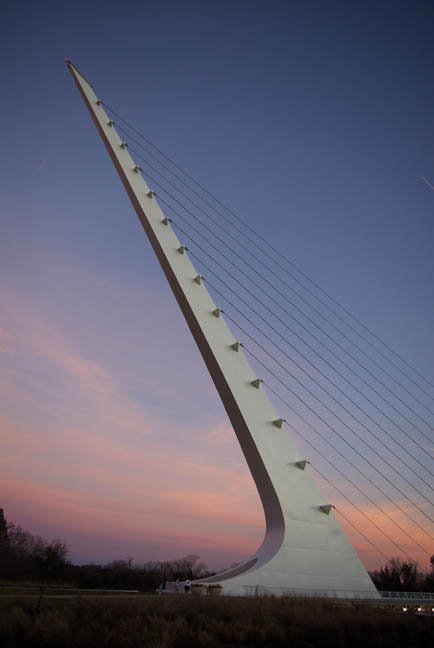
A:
[68,61,379,598]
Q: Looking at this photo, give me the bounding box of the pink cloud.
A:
[0,327,15,355]
[335,500,432,571]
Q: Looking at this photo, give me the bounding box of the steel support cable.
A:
[159,209,434,549]
[100,106,434,559]
[130,154,434,433]
[166,207,434,459]
[135,163,434,451]
[127,142,434,413]
[244,345,434,532]
[105,105,434,395]
[222,306,434,499]
[244,354,434,544]
[266,383,434,549]
[103,134,434,520]
[167,207,434,479]
[169,214,434,473]
[180,231,434,486]
[200,275,434,525]
[217,305,434,510]
[281,413,431,557]
[152,149,434,412]
[309,465,412,561]
[332,506,390,564]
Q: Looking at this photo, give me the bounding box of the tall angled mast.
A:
[67,60,378,597]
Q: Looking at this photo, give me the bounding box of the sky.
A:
[1,0,434,573]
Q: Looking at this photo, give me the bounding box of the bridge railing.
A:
[379,591,434,600]
[241,586,434,601]
[242,586,380,599]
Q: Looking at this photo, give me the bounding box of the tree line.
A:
[1,508,433,591]
[0,508,213,590]
[369,555,434,592]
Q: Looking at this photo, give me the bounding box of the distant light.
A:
[417,607,422,612]
[402,606,408,612]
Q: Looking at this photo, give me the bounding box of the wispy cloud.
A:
[422,176,434,191]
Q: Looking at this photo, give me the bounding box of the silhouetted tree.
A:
[0,509,69,583]
[370,557,425,592]
[423,555,434,591]
[38,539,69,581]
[0,509,8,550]
[0,509,10,577]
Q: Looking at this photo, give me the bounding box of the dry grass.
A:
[0,594,432,647]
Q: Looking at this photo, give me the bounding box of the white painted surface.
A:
[68,62,379,598]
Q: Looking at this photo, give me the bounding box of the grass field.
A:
[0,592,433,647]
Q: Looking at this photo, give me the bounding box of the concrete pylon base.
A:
[197,492,379,598]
